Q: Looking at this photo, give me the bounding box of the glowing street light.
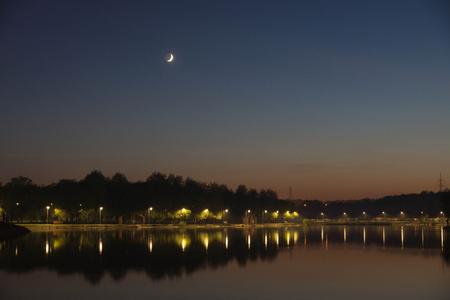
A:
[46,206,50,224]
[148,207,153,224]
[223,209,228,222]
[263,210,267,223]
[99,207,103,224]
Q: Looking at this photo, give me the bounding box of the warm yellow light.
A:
[225,209,228,212]
[46,206,50,210]
[248,210,251,213]
[204,209,208,212]
[150,207,153,211]
[264,210,267,213]
[100,207,103,211]
[182,208,186,213]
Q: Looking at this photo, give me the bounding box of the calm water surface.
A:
[1,225,449,300]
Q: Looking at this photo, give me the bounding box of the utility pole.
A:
[436,173,447,192]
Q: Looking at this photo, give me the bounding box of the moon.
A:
[165,53,174,63]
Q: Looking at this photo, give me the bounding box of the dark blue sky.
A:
[1,0,449,200]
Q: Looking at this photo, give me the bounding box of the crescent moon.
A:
[166,53,174,62]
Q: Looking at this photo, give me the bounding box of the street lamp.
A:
[263,210,267,223]
[321,212,324,220]
[224,209,228,222]
[99,207,103,224]
[148,207,153,224]
[46,206,50,224]
[363,212,366,220]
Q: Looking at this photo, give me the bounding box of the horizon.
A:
[1,1,449,201]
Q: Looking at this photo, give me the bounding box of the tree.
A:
[441,192,450,226]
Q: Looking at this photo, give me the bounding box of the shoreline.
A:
[16,220,447,231]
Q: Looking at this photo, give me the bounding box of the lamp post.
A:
[46,206,50,224]
[263,210,267,223]
[99,207,103,224]
[321,212,324,220]
[400,211,404,220]
[148,207,153,224]
[224,209,228,223]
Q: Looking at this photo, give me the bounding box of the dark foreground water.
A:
[1,225,449,300]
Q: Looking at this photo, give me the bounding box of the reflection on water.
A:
[0,225,449,285]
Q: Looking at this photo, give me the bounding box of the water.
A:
[1,225,449,300]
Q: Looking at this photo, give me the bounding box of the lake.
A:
[1,225,449,300]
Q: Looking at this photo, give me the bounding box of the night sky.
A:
[1,0,449,200]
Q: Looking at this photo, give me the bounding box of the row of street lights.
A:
[45,205,104,224]
[319,211,446,219]
[41,205,447,224]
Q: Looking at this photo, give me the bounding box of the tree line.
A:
[0,170,294,224]
[292,191,450,220]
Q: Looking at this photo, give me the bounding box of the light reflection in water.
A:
[344,226,347,244]
[148,234,153,253]
[2,225,448,286]
[203,234,209,251]
[421,228,424,250]
[26,226,449,256]
[321,226,324,243]
[401,226,404,250]
[264,232,267,250]
[46,233,50,255]
[363,227,366,248]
